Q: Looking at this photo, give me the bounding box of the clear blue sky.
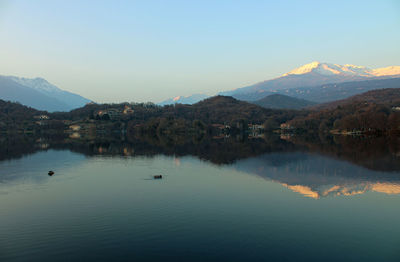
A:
[0,0,399,102]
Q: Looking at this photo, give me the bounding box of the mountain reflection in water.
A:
[231,151,400,198]
[1,133,400,199]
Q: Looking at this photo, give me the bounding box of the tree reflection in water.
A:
[1,132,400,198]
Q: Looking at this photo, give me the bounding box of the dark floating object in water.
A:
[154,175,162,179]
[48,171,54,176]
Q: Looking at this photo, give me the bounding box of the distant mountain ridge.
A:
[0,75,91,112]
[252,94,316,109]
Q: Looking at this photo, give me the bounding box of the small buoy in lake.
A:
[154,175,162,179]
[48,171,54,176]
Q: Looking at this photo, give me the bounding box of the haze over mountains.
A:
[0,75,91,112]
[161,62,400,106]
[1,62,399,112]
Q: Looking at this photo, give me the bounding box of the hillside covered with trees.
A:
[2,88,400,136]
[0,99,45,132]
[288,88,400,134]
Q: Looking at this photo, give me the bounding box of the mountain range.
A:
[2,61,400,112]
[160,62,400,105]
[220,62,400,101]
[0,75,91,112]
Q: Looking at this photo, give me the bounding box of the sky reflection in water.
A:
[0,136,399,261]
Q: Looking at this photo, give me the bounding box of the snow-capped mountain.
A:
[8,76,61,92]
[220,62,400,101]
[282,61,400,77]
[159,62,400,105]
[158,93,209,106]
[0,75,91,112]
[371,66,400,76]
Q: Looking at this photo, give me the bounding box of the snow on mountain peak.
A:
[173,96,182,101]
[344,64,366,69]
[282,61,321,76]
[371,66,400,76]
[8,76,60,93]
[282,62,400,78]
[281,61,362,76]
[282,62,369,77]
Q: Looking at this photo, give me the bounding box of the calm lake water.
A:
[0,135,399,261]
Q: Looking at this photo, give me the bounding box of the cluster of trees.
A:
[289,102,400,133]
[0,99,70,133]
[0,100,41,122]
[2,96,292,134]
[51,96,300,134]
[263,110,307,131]
[51,102,161,122]
[129,117,196,136]
[0,100,42,132]
[129,96,306,136]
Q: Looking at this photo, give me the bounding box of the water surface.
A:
[0,135,399,261]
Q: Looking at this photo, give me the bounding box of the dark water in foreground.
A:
[0,135,399,261]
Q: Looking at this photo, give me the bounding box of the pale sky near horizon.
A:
[0,0,399,103]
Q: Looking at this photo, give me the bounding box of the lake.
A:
[0,134,399,261]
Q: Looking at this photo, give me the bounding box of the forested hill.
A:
[188,96,273,123]
[4,89,400,135]
[0,99,43,122]
[311,88,400,110]
[51,95,299,126]
[288,88,400,133]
